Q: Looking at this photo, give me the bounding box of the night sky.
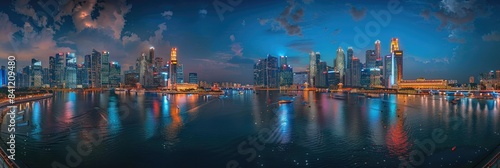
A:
[0,0,499,84]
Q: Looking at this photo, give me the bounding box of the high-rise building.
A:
[365,50,377,69]
[149,47,155,63]
[293,71,308,85]
[361,68,370,88]
[370,69,382,88]
[309,51,319,87]
[316,61,328,88]
[327,66,340,87]
[280,56,288,67]
[101,51,110,87]
[109,62,121,87]
[84,54,91,87]
[90,49,102,88]
[375,40,381,59]
[170,48,178,88]
[65,52,77,88]
[496,70,500,80]
[55,53,66,88]
[49,56,56,87]
[345,47,354,86]
[177,64,184,84]
[351,57,361,87]
[335,47,345,84]
[384,55,393,88]
[469,76,475,84]
[394,50,404,84]
[279,65,293,87]
[42,68,50,85]
[137,53,148,86]
[390,38,399,53]
[253,55,279,88]
[0,66,6,87]
[77,64,87,87]
[31,58,42,87]
[189,73,198,84]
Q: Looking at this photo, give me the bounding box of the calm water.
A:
[1,91,500,168]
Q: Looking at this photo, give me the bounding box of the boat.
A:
[239,91,244,94]
[278,100,293,104]
[451,98,459,104]
[367,93,381,98]
[114,88,128,94]
[130,88,145,94]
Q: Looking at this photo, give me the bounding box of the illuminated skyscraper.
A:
[394,50,404,84]
[137,53,148,86]
[65,52,77,88]
[390,38,399,53]
[84,54,91,87]
[90,49,102,88]
[384,55,393,88]
[188,73,198,84]
[149,47,155,63]
[177,64,184,84]
[109,62,121,87]
[351,57,361,87]
[49,56,56,87]
[365,50,377,69]
[170,47,178,88]
[375,40,381,59]
[309,51,317,87]
[55,53,65,88]
[280,56,288,67]
[335,47,345,84]
[317,61,328,88]
[101,51,110,87]
[31,58,42,87]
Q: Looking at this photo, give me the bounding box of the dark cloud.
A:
[161,11,173,20]
[420,9,431,20]
[257,18,270,25]
[482,31,500,41]
[286,39,314,53]
[348,5,366,21]
[291,8,304,22]
[274,0,303,36]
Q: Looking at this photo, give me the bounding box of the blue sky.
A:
[0,0,499,84]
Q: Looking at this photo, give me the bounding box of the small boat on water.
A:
[367,93,381,98]
[451,98,460,104]
[114,88,128,94]
[278,100,293,104]
[239,91,244,94]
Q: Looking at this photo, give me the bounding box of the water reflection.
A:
[386,96,411,157]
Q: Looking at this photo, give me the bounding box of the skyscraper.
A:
[137,53,148,86]
[101,51,110,87]
[49,56,55,87]
[109,62,121,87]
[280,56,288,67]
[90,49,102,88]
[65,52,77,88]
[279,65,293,87]
[375,40,381,59]
[189,73,198,84]
[390,38,399,53]
[351,57,361,87]
[384,55,393,88]
[335,47,345,84]
[0,66,6,87]
[55,53,66,88]
[84,54,91,88]
[31,58,42,87]
[317,61,328,88]
[365,50,377,69]
[177,64,184,84]
[153,57,163,86]
[149,47,155,63]
[309,51,317,87]
[253,55,279,88]
[394,50,404,84]
[345,47,354,86]
[170,48,178,88]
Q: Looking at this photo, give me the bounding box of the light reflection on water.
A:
[0,91,498,168]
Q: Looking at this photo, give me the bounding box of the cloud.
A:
[231,43,243,56]
[0,13,21,43]
[229,34,235,42]
[257,18,270,25]
[420,9,431,20]
[348,5,367,21]
[148,23,167,47]
[199,9,208,17]
[161,10,173,20]
[286,39,314,53]
[482,31,500,41]
[12,0,48,27]
[447,30,466,43]
[121,32,140,45]
[274,0,303,36]
[242,20,246,26]
[53,0,132,40]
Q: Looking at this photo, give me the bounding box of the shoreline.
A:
[0,94,54,109]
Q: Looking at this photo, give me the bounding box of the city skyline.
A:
[0,0,500,83]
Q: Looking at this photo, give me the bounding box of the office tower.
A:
[279,65,293,87]
[65,52,77,88]
[170,48,178,88]
[293,71,308,85]
[384,55,393,88]
[280,56,288,67]
[90,49,102,88]
[109,62,121,87]
[335,47,345,84]
[189,73,198,84]
[317,61,328,88]
[345,47,353,86]
[309,51,318,87]
[394,50,404,84]
[161,62,170,87]
[55,53,66,88]
[351,57,361,87]
[77,64,86,86]
[21,66,31,88]
[31,58,42,88]
[361,68,370,88]
[177,64,184,84]
[153,57,164,86]
[42,68,49,85]
[390,38,399,53]
[149,47,155,63]
[101,51,110,87]
[365,50,377,69]
[327,66,340,87]
[375,40,381,59]
[370,69,382,88]
[253,55,278,88]
[137,53,148,86]
[49,56,55,87]
[84,54,91,87]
